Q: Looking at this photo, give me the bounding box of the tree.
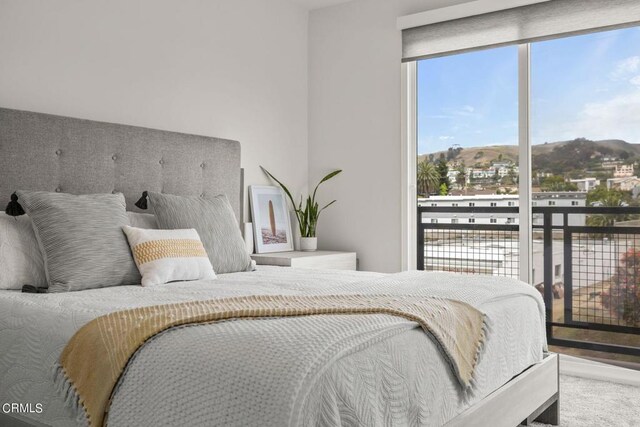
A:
[439,183,449,196]
[416,160,439,196]
[586,185,632,227]
[446,145,463,161]
[455,166,467,192]
[436,159,451,191]
[587,185,631,206]
[601,248,640,327]
[540,175,578,192]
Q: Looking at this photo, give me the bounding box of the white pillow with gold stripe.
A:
[122,226,216,287]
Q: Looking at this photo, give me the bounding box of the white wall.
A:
[308,0,472,272]
[0,0,309,218]
[0,0,482,272]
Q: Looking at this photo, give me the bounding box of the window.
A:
[413,24,640,364]
[431,219,438,224]
[417,45,518,199]
[469,218,475,223]
[528,26,640,362]
[452,203,458,207]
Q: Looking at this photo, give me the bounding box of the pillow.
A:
[148,192,253,274]
[0,213,47,290]
[15,191,141,292]
[122,226,215,287]
[127,212,158,229]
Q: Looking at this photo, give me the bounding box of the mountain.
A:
[420,139,640,175]
[419,145,518,166]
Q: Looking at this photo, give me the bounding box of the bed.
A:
[0,108,558,427]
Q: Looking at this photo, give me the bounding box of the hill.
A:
[420,138,640,175]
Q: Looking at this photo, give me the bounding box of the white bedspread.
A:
[0,268,546,427]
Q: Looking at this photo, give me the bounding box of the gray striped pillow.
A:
[16,191,141,292]
[148,192,253,274]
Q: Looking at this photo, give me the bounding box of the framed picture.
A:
[249,185,294,253]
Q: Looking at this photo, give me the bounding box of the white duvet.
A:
[0,267,546,427]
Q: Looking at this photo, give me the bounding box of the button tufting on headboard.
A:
[0,108,242,220]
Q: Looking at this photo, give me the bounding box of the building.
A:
[569,177,599,192]
[613,164,634,177]
[469,168,495,180]
[601,160,622,169]
[419,192,587,226]
[423,239,564,287]
[607,176,640,191]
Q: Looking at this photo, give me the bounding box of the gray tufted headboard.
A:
[0,108,243,221]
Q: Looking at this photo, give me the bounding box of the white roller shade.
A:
[402,0,640,62]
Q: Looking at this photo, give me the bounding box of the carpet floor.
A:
[532,374,640,427]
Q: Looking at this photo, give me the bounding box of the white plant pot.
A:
[300,237,317,252]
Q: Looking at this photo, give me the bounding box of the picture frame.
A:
[249,185,294,253]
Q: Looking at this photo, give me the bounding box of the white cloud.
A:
[426,114,454,119]
[610,56,640,80]
[441,105,480,118]
[439,135,455,141]
[534,58,640,144]
[539,91,640,144]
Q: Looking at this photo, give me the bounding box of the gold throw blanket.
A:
[53,294,487,426]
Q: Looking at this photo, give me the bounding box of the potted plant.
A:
[261,166,342,251]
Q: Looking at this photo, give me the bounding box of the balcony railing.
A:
[417,205,640,358]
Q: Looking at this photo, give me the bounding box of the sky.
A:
[417,26,640,155]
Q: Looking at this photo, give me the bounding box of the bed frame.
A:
[447,353,559,427]
[0,108,558,427]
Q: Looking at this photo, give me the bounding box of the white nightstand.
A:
[251,251,357,271]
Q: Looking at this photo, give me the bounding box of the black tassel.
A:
[5,192,25,216]
[135,191,148,210]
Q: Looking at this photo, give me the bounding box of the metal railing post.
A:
[543,212,554,338]
[563,213,573,324]
[417,208,425,270]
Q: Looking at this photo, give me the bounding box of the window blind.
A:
[402,0,640,62]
